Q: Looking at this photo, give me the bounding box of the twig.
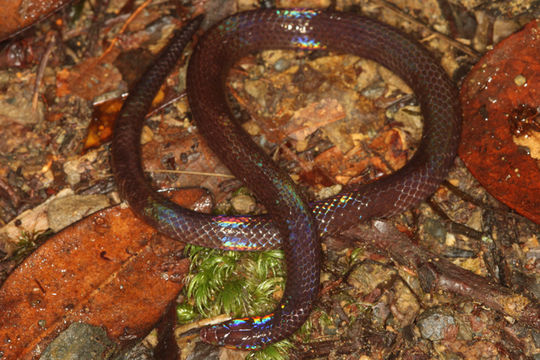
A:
[32,34,56,113]
[371,0,480,59]
[174,314,231,338]
[84,0,111,57]
[146,92,188,118]
[0,178,19,209]
[443,180,533,223]
[99,0,153,61]
[148,169,234,179]
[343,220,540,330]
[426,197,484,240]
[292,340,357,359]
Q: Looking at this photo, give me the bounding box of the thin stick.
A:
[372,0,480,59]
[99,0,153,61]
[32,35,56,113]
[149,169,235,179]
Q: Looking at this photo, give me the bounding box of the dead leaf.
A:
[459,19,540,224]
[0,188,209,359]
[56,57,124,101]
[0,0,73,41]
[84,96,125,151]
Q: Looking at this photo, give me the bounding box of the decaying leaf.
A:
[0,189,209,359]
[459,19,540,224]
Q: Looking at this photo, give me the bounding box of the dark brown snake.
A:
[111,9,461,349]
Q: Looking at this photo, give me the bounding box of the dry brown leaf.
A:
[0,188,209,359]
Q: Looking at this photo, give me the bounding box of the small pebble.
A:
[514,74,526,86]
[274,58,291,72]
[417,309,457,341]
[230,194,256,214]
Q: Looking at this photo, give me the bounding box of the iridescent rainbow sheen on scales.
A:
[112,9,461,350]
[276,9,318,18]
[212,312,276,349]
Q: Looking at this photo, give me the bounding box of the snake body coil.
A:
[112,9,461,349]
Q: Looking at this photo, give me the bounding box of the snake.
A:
[111,9,461,349]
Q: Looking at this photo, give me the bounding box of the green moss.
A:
[247,340,293,360]
[184,244,285,317]
[12,230,52,261]
[182,244,292,358]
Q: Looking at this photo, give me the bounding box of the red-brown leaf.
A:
[0,189,207,359]
[459,19,540,224]
[0,0,74,41]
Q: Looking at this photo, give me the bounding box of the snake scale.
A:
[111,9,461,349]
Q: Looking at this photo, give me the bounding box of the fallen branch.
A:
[343,220,539,330]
